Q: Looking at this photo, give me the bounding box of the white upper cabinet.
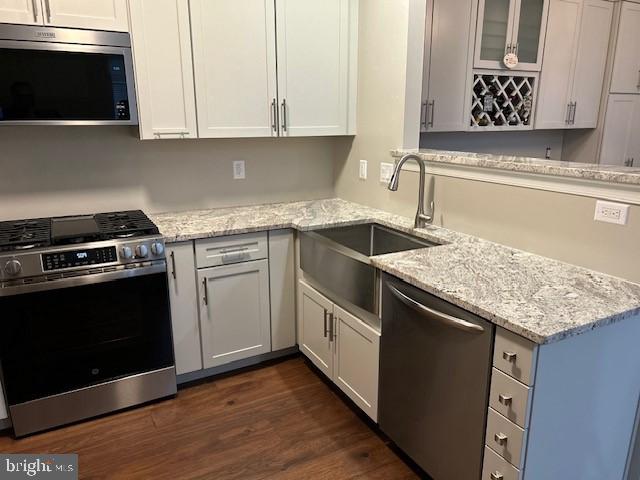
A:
[600,94,640,166]
[475,0,549,71]
[275,0,356,136]
[190,0,278,138]
[43,0,129,31]
[610,1,640,94]
[421,0,475,132]
[535,0,612,129]
[0,0,42,24]
[128,0,197,140]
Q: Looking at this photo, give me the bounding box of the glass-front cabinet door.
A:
[475,0,548,71]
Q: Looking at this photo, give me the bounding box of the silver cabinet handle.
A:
[388,284,484,333]
[44,0,51,22]
[637,70,640,90]
[270,98,278,133]
[281,99,287,132]
[31,0,38,22]
[428,100,435,127]
[323,309,329,338]
[170,251,177,280]
[494,432,508,446]
[328,312,335,341]
[420,100,428,129]
[503,351,517,362]
[565,103,572,124]
[570,101,577,124]
[625,158,635,167]
[154,132,189,139]
[202,278,209,306]
[490,472,504,480]
[498,394,513,406]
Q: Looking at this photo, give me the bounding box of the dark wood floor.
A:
[0,356,421,479]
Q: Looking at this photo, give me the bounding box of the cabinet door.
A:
[600,95,636,166]
[611,2,640,94]
[199,260,271,369]
[190,0,278,138]
[0,0,42,24]
[422,0,474,132]
[628,97,640,166]
[166,242,202,376]
[334,306,380,422]
[275,0,355,136]
[298,280,334,378]
[511,0,549,70]
[268,230,296,351]
[475,0,518,69]
[128,0,197,140]
[43,0,128,31]
[570,0,613,128]
[534,0,581,129]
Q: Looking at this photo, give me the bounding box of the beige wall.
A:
[334,0,640,283]
[0,126,335,220]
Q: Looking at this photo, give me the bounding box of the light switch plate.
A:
[359,160,368,180]
[380,162,394,184]
[594,200,629,225]
[233,160,246,180]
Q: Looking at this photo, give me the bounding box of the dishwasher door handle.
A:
[388,284,484,333]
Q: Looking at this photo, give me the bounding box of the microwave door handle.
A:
[388,284,484,333]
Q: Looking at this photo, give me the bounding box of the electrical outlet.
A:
[233,160,246,180]
[594,200,629,225]
[380,162,394,184]
[359,160,368,180]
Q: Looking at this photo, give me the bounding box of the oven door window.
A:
[0,47,131,121]
[0,273,174,406]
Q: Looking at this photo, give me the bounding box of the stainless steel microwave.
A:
[0,24,138,125]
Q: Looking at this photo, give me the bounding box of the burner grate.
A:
[0,218,51,251]
[95,210,159,238]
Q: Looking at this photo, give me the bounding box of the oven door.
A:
[0,264,174,408]
[0,28,138,125]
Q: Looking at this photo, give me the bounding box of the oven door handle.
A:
[0,263,167,297]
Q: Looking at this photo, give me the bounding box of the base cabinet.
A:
[198,259,271,369]
[298,280,380,421]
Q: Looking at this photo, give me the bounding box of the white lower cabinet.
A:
[198,259,271,369]
[298,280,380,421]
[166,242,202,375]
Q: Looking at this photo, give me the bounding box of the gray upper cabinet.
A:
[198,259,271,369]
[166,242,202,376]
[610,1,640,94]
[475,0,549,71]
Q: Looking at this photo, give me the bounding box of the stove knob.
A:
[4,259,22,276]
[151,242,164,256]
[122,246,133,260]
[135,244,149,258]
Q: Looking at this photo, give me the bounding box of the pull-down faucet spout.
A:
[388,153,434,229]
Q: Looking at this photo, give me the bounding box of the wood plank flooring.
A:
[0,356,422,479]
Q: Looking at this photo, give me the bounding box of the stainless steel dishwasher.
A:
[379,273,494,480]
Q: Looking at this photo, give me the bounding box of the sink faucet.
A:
[388,153,434,229]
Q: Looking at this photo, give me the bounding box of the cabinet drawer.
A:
[489,368,531,428]
[493,327,536,385]
[195,232,268,268]
[486,408,525,468]
[482,446,520,480]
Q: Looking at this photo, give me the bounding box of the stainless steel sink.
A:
[299,223,438,314]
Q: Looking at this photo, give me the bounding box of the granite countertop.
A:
[151,198,640,345]
[391,149,640,186]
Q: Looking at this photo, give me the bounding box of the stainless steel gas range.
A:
[0,211,176,436]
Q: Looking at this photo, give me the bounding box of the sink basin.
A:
[299,223,438,314]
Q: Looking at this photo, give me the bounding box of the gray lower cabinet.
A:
[166,242,203,375]
[197,259,272,369]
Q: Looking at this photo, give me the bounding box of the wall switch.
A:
[380,162,394,184]
[359,160,368,180]
[233,160,246,180]
[594,200,629,225]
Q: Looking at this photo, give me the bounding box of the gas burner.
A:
[0,218,51,252]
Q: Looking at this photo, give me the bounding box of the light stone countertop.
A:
[391,149,640,186]
[151,198,640,345]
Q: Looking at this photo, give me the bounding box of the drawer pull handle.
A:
[498,394,513,406]
[503,351,517,362]
[490,473,504,480]
[494,432,508,446]
[323,309,329,338]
